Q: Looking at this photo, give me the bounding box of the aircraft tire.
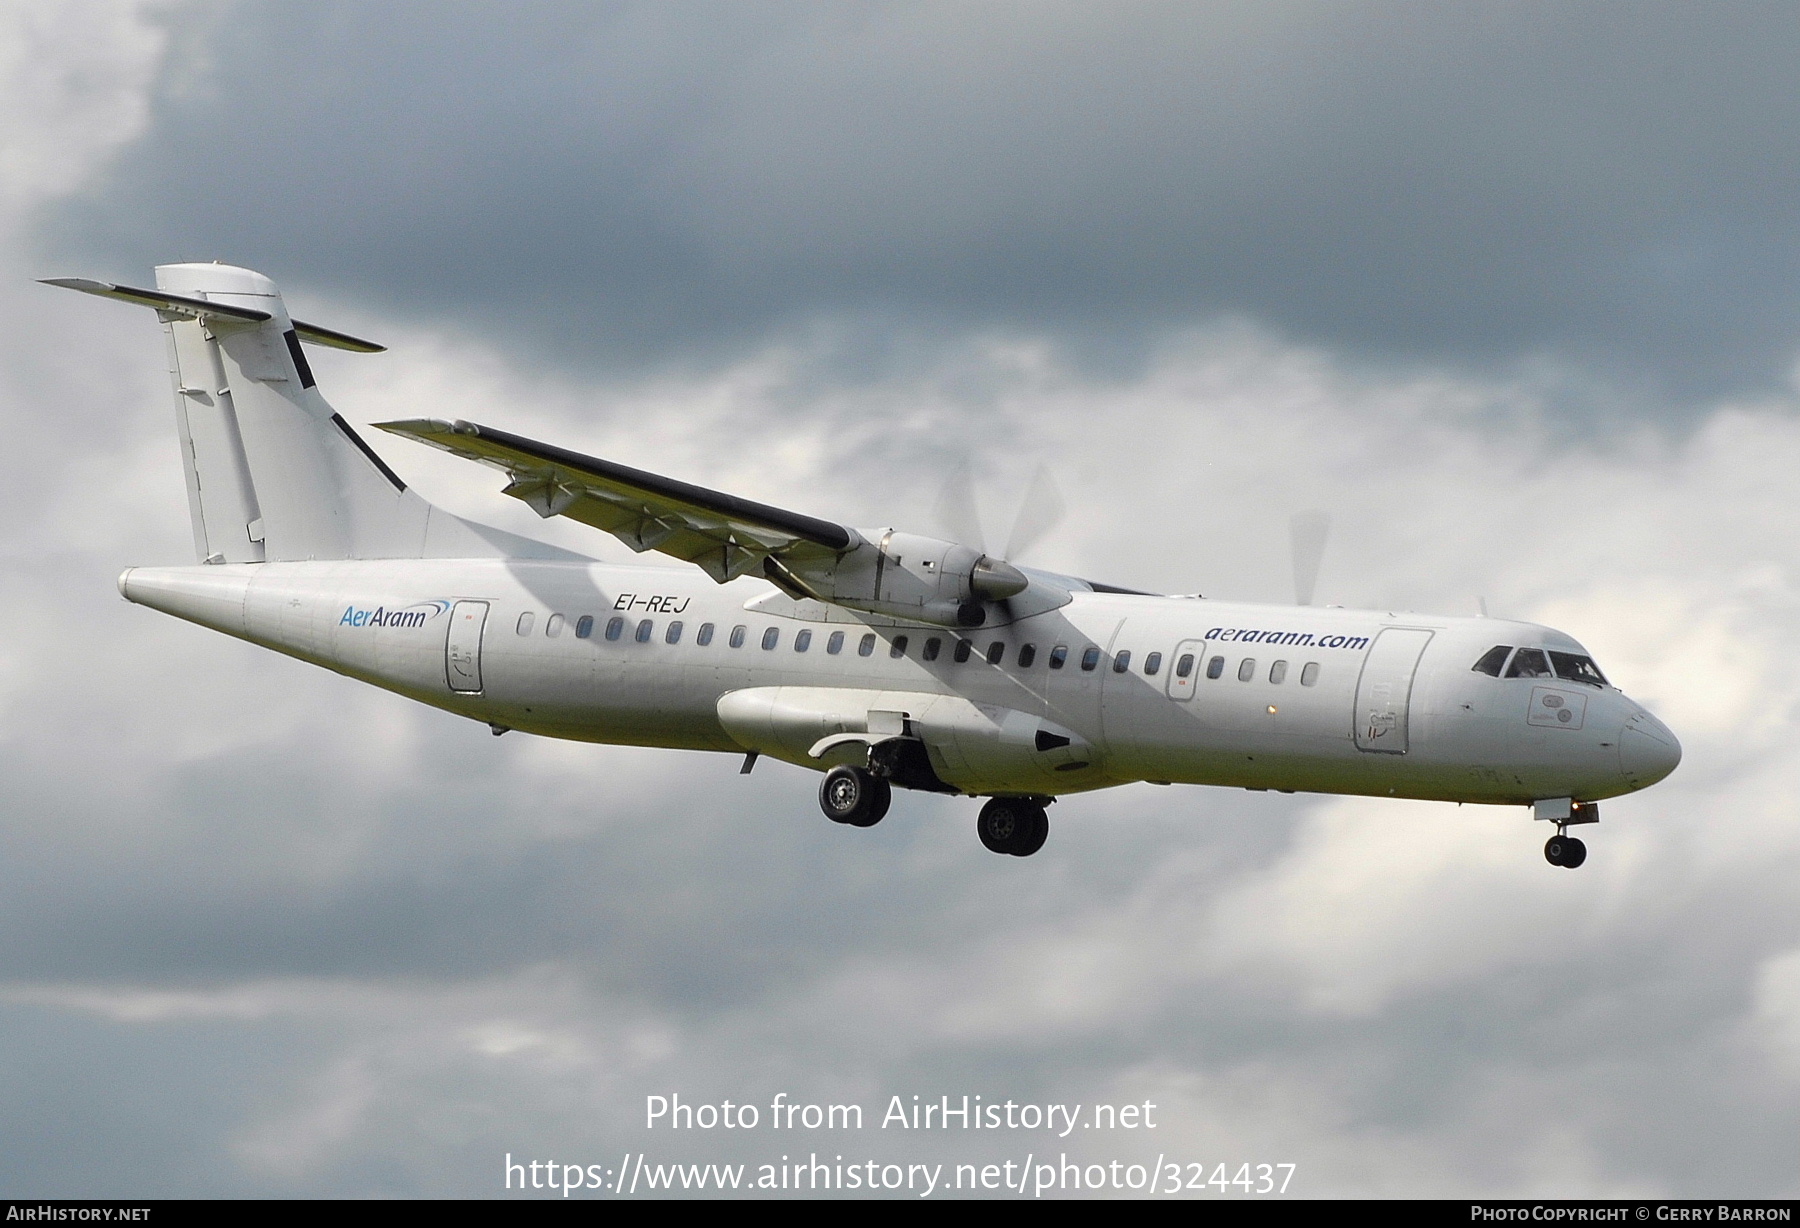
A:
[1010,805,1049,857]
[820,766,889,827]
[1544,834,1586,868]
[977,798,1046,856]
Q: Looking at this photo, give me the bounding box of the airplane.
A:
[46,263,1681,867]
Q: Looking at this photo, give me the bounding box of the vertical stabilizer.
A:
[48,264,581,564]
[156,262,412,561]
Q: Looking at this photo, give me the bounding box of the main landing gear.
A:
[818,765,891,828]
[976,797,1049,857]
[815,769,1050,857]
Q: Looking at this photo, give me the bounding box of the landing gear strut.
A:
[977,797,1049,857]
[819,765,891,828]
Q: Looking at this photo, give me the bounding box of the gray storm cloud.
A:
[46,0,1800,398]
[1,0,1798,1199]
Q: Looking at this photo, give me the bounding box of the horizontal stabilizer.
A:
[41,277,385,352]
[376,418,853,583]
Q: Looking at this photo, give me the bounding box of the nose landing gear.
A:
[1544,833,1587,868]
[1534,798,1598,869]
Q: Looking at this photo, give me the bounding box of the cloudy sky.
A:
[3,0,1798,1198]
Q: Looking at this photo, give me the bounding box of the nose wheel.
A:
[1544,833,1587,868]
[977,797,1049,857]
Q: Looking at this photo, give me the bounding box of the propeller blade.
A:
[1004,464,1066,562]
[1290,509,1331,606]
[932,461,986,555]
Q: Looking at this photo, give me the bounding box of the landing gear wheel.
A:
[1012,806,1049,857]
[819,766,891,828]
[1544,834,1587,869]
[977,798,1049,856]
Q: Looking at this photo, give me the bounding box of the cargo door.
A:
[445,600,489,693]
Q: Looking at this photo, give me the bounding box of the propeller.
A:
[1005,464,1066,561]
[932,462,1068,614]
[932,462,1066,564]
[1290,509,1332,606]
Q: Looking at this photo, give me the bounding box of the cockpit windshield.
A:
[1471,645,1511,676]
[1504,648,1553,679]
[1548,651,1607,687]
[1473,644,1609,686]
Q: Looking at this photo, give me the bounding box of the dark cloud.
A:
[44,1,1800,397]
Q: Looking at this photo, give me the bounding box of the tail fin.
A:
[45,264,574,563]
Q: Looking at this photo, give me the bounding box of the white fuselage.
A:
[120,557,1680,807]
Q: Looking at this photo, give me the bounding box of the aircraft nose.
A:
[1618,709,1681,791]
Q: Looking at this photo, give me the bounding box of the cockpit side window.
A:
[1548,651,1607,687]
[1471,645,1512,676]
[1504,648,1552,679]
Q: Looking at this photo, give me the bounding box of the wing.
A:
[375,418,857,582]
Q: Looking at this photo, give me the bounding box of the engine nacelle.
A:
[777,531,1028,628]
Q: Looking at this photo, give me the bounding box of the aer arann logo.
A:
[339,599,451,629]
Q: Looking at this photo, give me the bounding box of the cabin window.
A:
[1548,651,1607,687]
[1206,655,1225,679]
[1238,658,1256,682]
[1018,644,1037,668]
[953,639,973,663]
[1269,660,1287,684]
[1301,662,1320,686]
[1175,653,1195,679]
[1112,649,1131,673]
[923,637,942,661]
[665,621,683,644]
[636,619,654,643]
[1081,646,1101,671]
[729,625,746,648]
[605,617,625,641]
[1471,645,1512,676]
[575,615,594,639]
[696,622,714,646]
[1049,644,1069,670]
[762,627,780,650]
[1504,648,1552,679]
[858,633,876,657]
[890,635,909,658]
[827,631,845,655]
[794,629,812,652]
[987,642,1006,665]
[1144,651,1162,676]
[516,612,535,636]
[545,613,565,638]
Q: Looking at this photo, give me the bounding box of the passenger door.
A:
[1353,627,1433,753]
